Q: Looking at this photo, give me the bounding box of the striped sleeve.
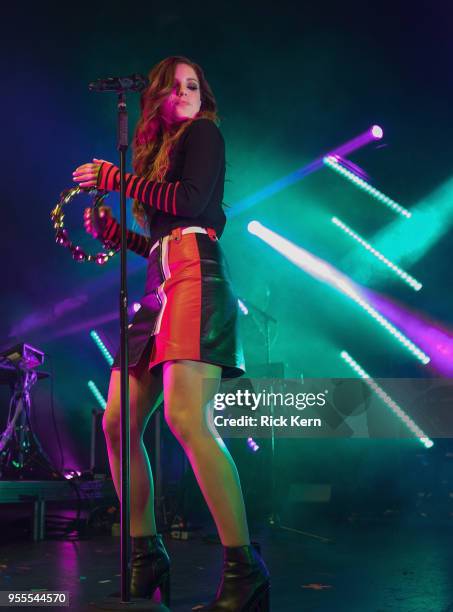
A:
[102,216,151,258]
[96,119,224,218]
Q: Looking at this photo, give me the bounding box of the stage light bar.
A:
[247,437,260,452]
[340,351,433,448]
[229,125,384,217]
[88,380,107,410]
[323,156,411,218]
[90,329,114,366]
[331,217,422,291]
[346,290,429,363]
[64,470,82,480]
[371,125,383,139]
[248,221,430,364]
[238,299,249,315]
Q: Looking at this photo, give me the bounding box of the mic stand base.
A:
[89,596,169,611]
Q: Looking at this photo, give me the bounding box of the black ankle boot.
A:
[130,534,171,604]
[193,543,270,611]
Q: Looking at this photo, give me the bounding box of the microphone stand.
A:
[91,90,166,611]
[118,91,131,604]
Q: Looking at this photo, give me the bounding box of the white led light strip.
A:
[340,351,433,448]
[340,283,430,364]
[332,217,422,291]
[324,156,411,218]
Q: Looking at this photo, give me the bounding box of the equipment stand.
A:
[244,298,332,544]
[90,91,167,611]
[244,299,280,526]
[0,367,56,480]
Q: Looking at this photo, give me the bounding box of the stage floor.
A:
[0,517,450,611]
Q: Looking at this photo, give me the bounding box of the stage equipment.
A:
[323,155,411,218]
[90,330,114,366]
[230,124,384,217]
[242,361,333,544]
[51,186,119,264]
[0,479,115,541]
[239,297,283,526]
[0,342,44,369]
[89,73,148,93]
[245,361,283,527]
[0,350,56,480]
[89,409,109,476]
[88,381,107,410]
[247,221,430,365]
[331,217,422,291]
[247,437,260,452]
[340,351,434,448]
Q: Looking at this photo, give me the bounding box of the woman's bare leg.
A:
[103,364,163,537]
[163,360,250,547]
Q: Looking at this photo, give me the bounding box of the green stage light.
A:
[88,380,107,410]
[90,329,114,366]
[365,176,453,269]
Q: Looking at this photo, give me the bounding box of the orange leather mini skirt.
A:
[111,226,245,379]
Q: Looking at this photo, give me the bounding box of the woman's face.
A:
[161,63,202,124]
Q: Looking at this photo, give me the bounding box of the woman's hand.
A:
[84,205,113,239]
[73,158,106,188]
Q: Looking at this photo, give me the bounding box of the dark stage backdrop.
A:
[1,2,452,493]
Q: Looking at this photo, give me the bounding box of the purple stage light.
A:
[64,470,82,480]
[334,156,370,182]
[132,302,141,313]
[371,125,384,139]
[329,125,384,159]
[48,311,119,339]
[247,437,260,452]
[9,295,88,337]
[230,124,386,217]
[364,291,453,376]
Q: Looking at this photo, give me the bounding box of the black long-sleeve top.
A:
[96,118,227,258]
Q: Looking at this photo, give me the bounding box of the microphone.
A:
[88,73,149,93]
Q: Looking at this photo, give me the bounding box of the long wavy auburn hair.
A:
[132,56,219,228]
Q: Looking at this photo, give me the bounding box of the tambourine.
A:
[51,186,119,265]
